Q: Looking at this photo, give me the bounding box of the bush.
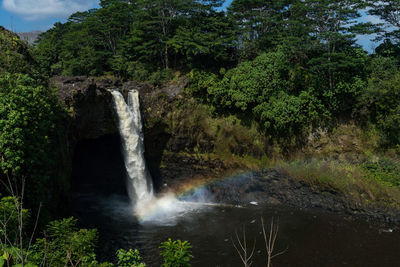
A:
[206,51,294,112]
[363,158,400,188]
[117,248,146,267]
[0,196,32,266]
[159,239,192,267]
[30,217,99,266]
[148,69,174,86]
[190,51,327,149]
[0,196,29,244]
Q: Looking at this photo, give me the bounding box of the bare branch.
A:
[232,225,256,267]
[261,217,287,267]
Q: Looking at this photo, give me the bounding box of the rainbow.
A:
[135,171,248,223]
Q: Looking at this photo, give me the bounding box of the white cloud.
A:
[2,0,98,21]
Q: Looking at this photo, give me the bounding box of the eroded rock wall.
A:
[51,76,222,195]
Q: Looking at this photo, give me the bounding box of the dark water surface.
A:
[73,193,400,267]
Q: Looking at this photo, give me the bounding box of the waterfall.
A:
[111,90,153,206]
[111,90,208,223]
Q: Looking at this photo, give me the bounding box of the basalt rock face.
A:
[52,76,221,193]
[52,76,117,153]
[51,76,153,154]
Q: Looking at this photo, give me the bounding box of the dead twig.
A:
[261,217,288,267]
[231,225,256,267]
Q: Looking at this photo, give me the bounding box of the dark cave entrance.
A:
[70,126,169,202]
[71,134,128,197]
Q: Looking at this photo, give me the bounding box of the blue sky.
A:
[0,0,379,51]
[0,0,100,32]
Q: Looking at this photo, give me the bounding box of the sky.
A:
[0,0,380,52]
[0,0,100,32]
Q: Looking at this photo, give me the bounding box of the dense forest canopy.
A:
[31,0,400,149]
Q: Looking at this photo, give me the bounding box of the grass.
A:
[167,98,268,161]
[274,158,400,209]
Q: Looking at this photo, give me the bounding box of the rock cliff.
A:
[51,76,225,193]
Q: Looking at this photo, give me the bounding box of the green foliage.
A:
[308,47,369,115]
[0,196,29,244]
[228,0,293,60]
[0,203,131,267]
[18,0,400,157]
[30,217,99,266]
[363,158,400,188]
[0,73,62,211]
[159,239,192,267]
[34,22,71,76]
[375,40,400,62]
[190,51,327,148]
[208,52,294,111]
[148,69,175,87]
[368,0,400,43]
[116,249,146,267]
[0,26,37,75]
[357,57,400,147]
[34,0,231,77]
[167,6,236,69]
[0,196,38,267]
[253,90,325,140]
[188,70,219,98]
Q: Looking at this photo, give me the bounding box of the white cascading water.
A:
[111,90,153,206]
[112,90,209,224]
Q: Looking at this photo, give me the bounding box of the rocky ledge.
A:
[162,168,400,226]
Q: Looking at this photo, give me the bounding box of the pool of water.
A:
[73,193,400,267]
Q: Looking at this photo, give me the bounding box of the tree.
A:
[34,22,71,76]
[167,4,236,70]
[228,0,293,60]
[0,27,37,76]
[129,0,189,70]
[0,196,31,267]
[191,51,326,149]
[95,0,133,56]
[375,39,400,61]
[357,56,400,147]
[367,0,400,43]
[297,0,370,117]
[302,0,365,86]
[0,73,61,213]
